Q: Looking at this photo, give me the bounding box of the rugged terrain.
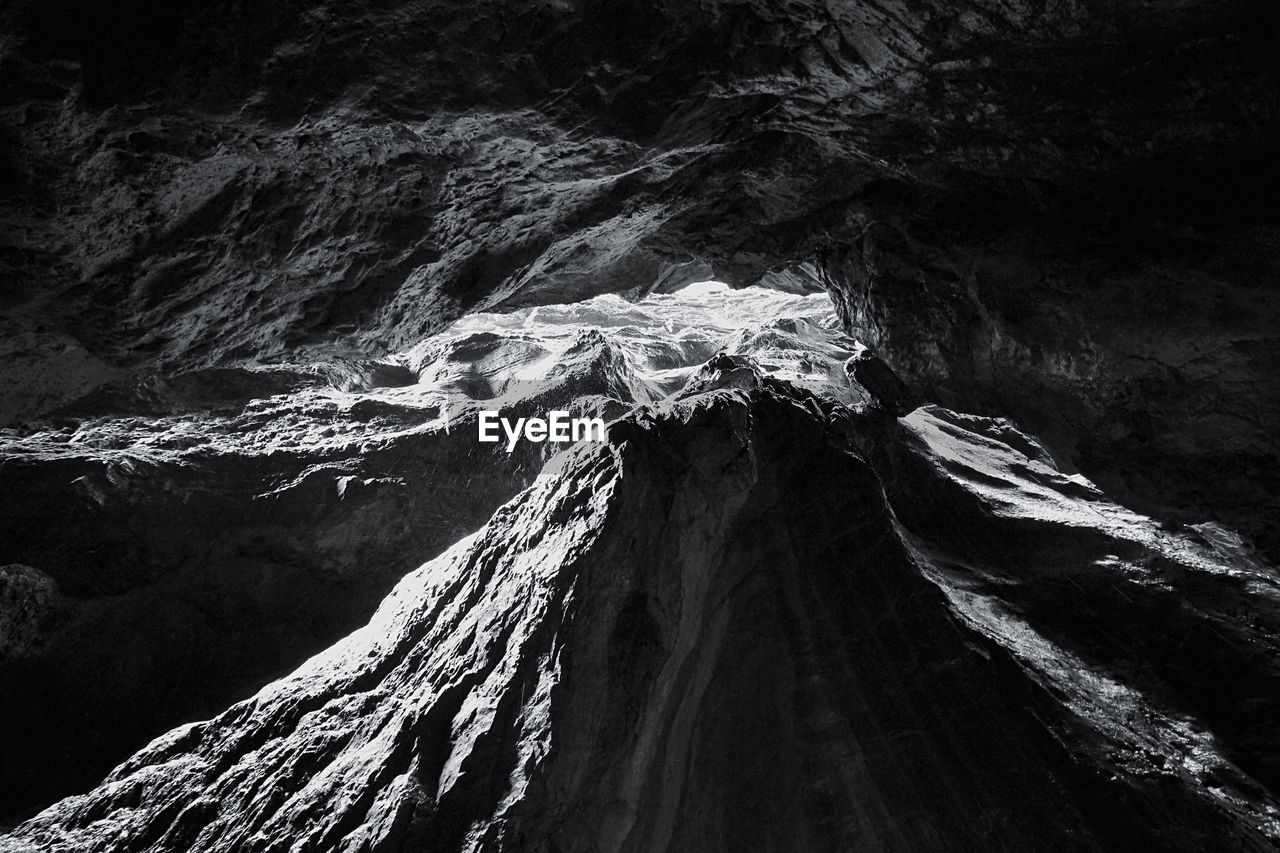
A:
[2,0,1280,848]
[0,285,857,818]
[3,0,1279,549]
[6,354,1280,851]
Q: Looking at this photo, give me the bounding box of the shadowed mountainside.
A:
[2,0,1279,548]
[3,1,1280,846]
[4,365,1279,851]
[0,286,861,818]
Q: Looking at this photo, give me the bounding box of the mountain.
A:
[5,355,1279,851]
[3,0,1279,557]
[0,285,859,817]
[3,0,1280,847]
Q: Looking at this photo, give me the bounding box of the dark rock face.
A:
[0,564,58,660]
[5,373,1279,851]
[823,218,1280,561]
[2,0,1279,847]
[0,286,855,819]
[845,346,917,416]
[0,397,536,817]
[4,2,1279,551]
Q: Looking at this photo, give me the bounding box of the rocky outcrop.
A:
[844,345,916,415]
[0,285,861,818]
[3,1,1278,550]
[4,366,1278,851]
[2,0,1279,845]
[0,379,536,817]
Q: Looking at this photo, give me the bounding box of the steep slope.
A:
[5,365,1278,851]
[3,1,1278,846]
[0,364,536,817]
[3,0,1278,554]
[0,284,860,818]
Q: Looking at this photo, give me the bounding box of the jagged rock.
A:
[0,285,863,818]
[2,1,1279,844]
[2,0,1278,551]
[844,345,917,416]
[4,378,1278,851]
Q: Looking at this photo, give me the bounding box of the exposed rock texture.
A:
[2,0,1279,846]
[0,366,536,817]
[3,0,1278,549]
[4,365,1279,851]
[0,564,58,660]
[0,285,858,818]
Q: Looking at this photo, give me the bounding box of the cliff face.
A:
[5,368,1280,852]
[2,0,1279,847]
[4,1,1279,547]
[0,286,856,817]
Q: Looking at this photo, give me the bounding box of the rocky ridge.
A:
[2,0,1279,846]
[2,0,1278,550]
[0,284,861,819]
[4,353,1279,851]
